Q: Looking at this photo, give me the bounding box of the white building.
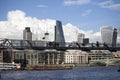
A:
[64,50,88,64]
[23,27,32,40]
[101,27,117,47]
[77,33,85,44]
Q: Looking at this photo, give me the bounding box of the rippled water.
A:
[1,66,120,80]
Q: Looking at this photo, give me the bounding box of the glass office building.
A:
[101,27,117,47]
[55,20,65,47]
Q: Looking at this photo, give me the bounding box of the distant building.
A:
[83,38,89,44]
[113,51,120,58]
[101,27,117,47]
[55,20,65,47]
[0,51,3,62]
[89,50,113,60]
[44,32,49,42]
[32,32,38,41]
[43,32,49,46]
[77,33,85,44]
[112,28,117,47]
[23,27,32,40]
[14,50,65,67]
[65,50,88,64]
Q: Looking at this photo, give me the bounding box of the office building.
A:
[14,50,64,67]
[55,20,65,47]
[89,50,113,60]
[32,32,38,41]
[65,50,88,64]
[83,38,89,44]
[112,28,117,47]
[23,27,32,40]
[0,51,3,62]
[44,32,49,42]
[77,33,85,44]
[101,27,117,47]
[113,51,120,58]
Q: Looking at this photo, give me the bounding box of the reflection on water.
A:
[1,66,120,80]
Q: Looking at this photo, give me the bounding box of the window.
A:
[27,54,30,59]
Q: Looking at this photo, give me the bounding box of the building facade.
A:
[55,20,65,47]
[89,50,113,60]
[65,50,88,64]
[0,51,3,62]
[23,27,32,40]
[83,38,89,44]
[14,50,64,68]
[77,33,85,44]
[101,27,117,47]
[113,51,120,58]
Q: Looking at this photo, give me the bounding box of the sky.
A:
[0,0,120,42]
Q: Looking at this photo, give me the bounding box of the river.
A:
[1,66,120,80]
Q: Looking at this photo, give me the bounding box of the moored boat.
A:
[26,64,75,71]
[0,62,21,70]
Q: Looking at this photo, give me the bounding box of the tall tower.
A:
[23,27,32,40]
[77,33,85,44]
[112,28,117,47]
[55,20,65,47]
[101,27,117,47]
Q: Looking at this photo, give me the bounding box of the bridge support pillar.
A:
[52,53,55,64]
[48,53,50,64]
[57,52,60,64]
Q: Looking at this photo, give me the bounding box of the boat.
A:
[26,64,75,71]
[0,62,21,70]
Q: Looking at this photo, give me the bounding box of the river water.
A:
[1,66,120,80]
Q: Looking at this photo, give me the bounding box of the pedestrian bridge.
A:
[0,38,119,52]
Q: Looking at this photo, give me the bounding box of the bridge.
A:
[0,38,119,52]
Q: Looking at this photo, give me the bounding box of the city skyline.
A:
[0,0,120,42]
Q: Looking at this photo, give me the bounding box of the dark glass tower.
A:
[112,28,117,47]
[55,20,65,47]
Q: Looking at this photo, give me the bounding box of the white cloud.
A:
[0,10,55,40]
[36,5,48,8]
[63,23,101,42]
[1,10,119,43]
[81,9,92,16]
[64,0,91,6]
[98,0,120,9]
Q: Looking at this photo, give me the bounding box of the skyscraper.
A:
[101,27,117,47]
[23,27,32,40]
[112,28,117,47]
[55,20,65,47]
[77,33,85,44]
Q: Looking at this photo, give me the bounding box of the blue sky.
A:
[0,0,120,32]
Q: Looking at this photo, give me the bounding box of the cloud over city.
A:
[0,10,119,43]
